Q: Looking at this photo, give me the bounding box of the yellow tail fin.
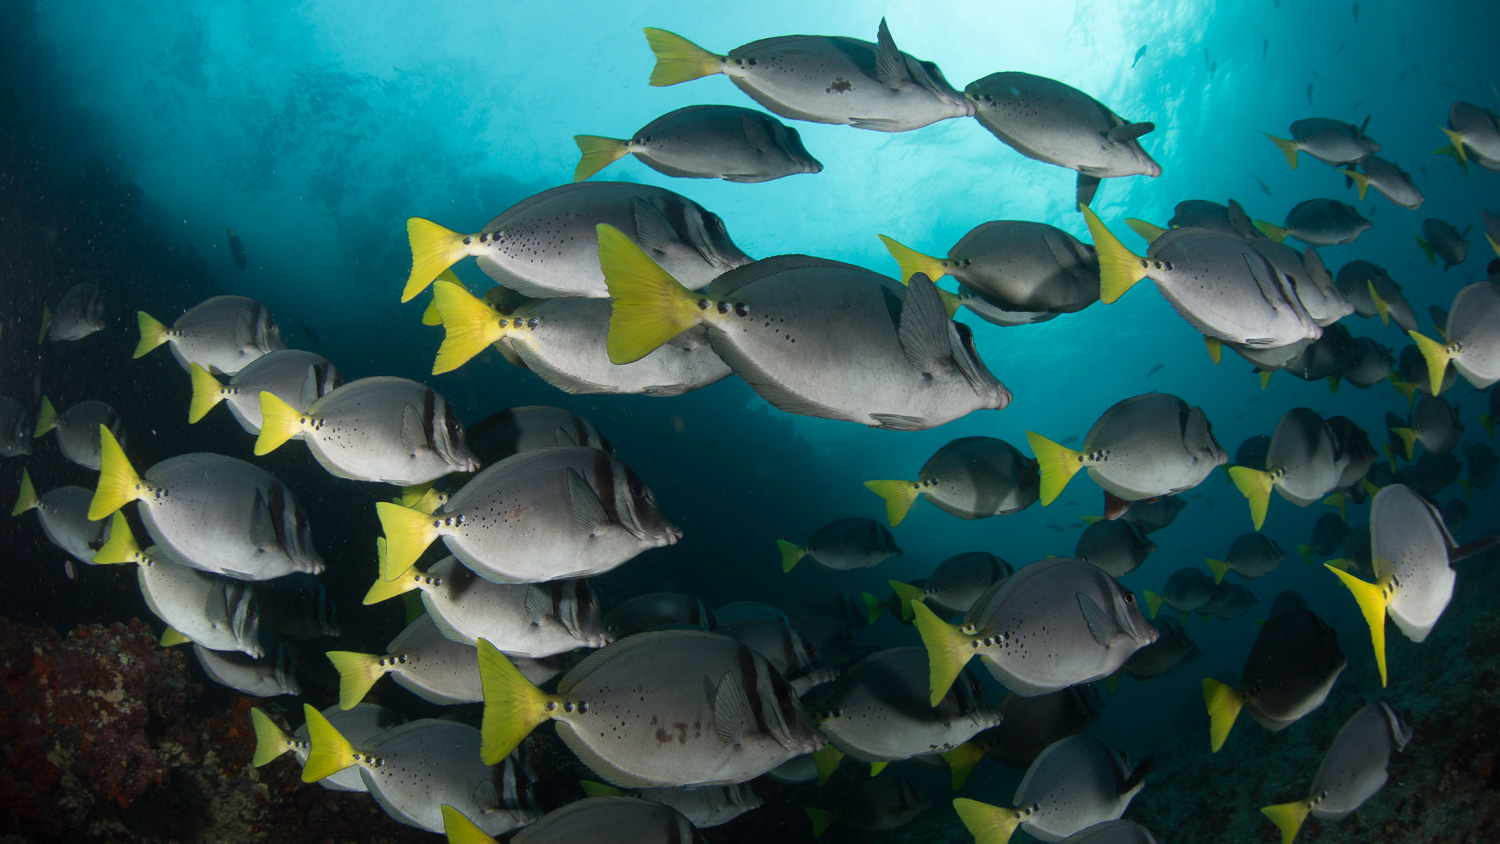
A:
[1228,466,1274,531]
[1202,678,1245,752]
[1262,132,1301,169]
[863,479,922,526]
[477,639,558,764]
[1254,220,1290,243]
[404,218,471,303]
[952,798,1023,844]
[911,601,973,707]
[249,707,294,767]
[1205,558,1230,585]
[88,426,142,520]
[1025,431,1084,506]
[188,362,226,423]
[1204,336,1223,365]
[301,703,359,783]
[1124,218,1169,244]
[1391,379,1415,408]
[888,580,926,622]
[1339,168,1371,201]
[432,280,508,374]
[777,540,807,573]
[1390,427,1418,461]
[33,397,56,438]
[363,565,424,605]
[643,28,723,86]
[375,501,440,582]
[326,651,388,709]
[160,627,191,647]
[1261,800,1313,844]
[1438,126,1468,162]
[1481,414,1494,439]
[11,469,37,516]
[441,805,501,844]
[1326,564,1390,686]
[1259,370,1273,391]
[253,392,307,456]
[580,780,625,798]
[37,306,51,345]
[1364,279,1391,327]
[877,235,947,284]
[421,269,464,327]
[1415,235,1437,267]
[805,807,837,839]
[813,744,844,785]
[941,742,985,790]
[92,512,143,565]
[1143,590,1164,620]
[861,592,885,626]
[597,223,704,364]
[1297,544,1313,566]
[1079,204,1148,304]
[1407,331,1453,397]
[134,312,170,359]
[573,135,631,182]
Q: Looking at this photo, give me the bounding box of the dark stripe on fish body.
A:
[592,450,622,526]
[421,388,437,450]
[571,416,587,449]
[268,481,289,549]
[737,644,771,736]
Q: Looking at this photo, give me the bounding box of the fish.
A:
[1206,532,1285,583]
[187,350,342,433]
[249,703,402,792]
[1410,283,1500,398]
[428,281,732,396]
[10,472,111,565]
[89,428,323,580]
[1327,484,1500,684]
[446,796,701,844]
[463,405,613,466]
[601,227,1011,430]
[1435,101,1500,174]
[256,572,339,640]
[1083,206,1322,349]
[1352,1,1359,20]
[227,228,247,270]
[878,221,1100,315]
[477,629,825,784]
[195,642,300,698]
[1263,37,1270,59]
[1202,607,1347,751]
[1341,335,1395,389]
[864,436,1039,526]
[953,735,1148,844]
[1230,407,1352,530]
[1390,395,1463,459]
[1263,116,1379,169]
[1121,495,1186,534]
[1466,441,1497,489]
[808,647,1001,765]
[1075,519,1157,578]
[805,773,930,835]
[604,592,718,637]
[1333,259,1417,332]
[301,708,537,835]
[31,398,123,470]
[779,517,900,573]
[134,295,285,376]
[1397,343,1455,397]
[376,445,679,583]
[964,73,1159,205]
[889,552,1011,619]
[366,556,608,655]
[254,376,478,486]
[1441,498,1470,531]
[721,617,836,695]
[0,396,30,457]
[1027,393,1228,511]
[643,20,974,132]
[1200,582,1260,620]
[1059,821,1161,844]
[1146,364,1163,377]
[1255,199,1373,247]
[1301,513,1351,563]
[573,105,821,183]
[913,558,1156,703]
[1254,174,1273,194]
[1398,452,1462,498]
[404,182,752,301]
[965,686,1105,772]
[1143,567,1216,619]
[327,613,486,708]
[714,600,789,628]
[1307,82,1314,105]
[1261,702,1412,844]
[1339,155,1424,209]
[1485,209,1500,258]
[580,780,761,828]
[1131,45,1147,67]
[297,320,320,344]
[1415,218,1471,269]
[1121,616,1202,681]
[41,283,104,342]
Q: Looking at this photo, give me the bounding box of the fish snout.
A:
[992,383,1014,410]
[663,524,683,546]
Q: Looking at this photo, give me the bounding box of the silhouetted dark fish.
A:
[227,228,247,270]
[1147,364,1163,377]
[299,321,321,344]
[1132,45,1147,67]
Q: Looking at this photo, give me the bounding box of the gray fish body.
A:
[605,592,718,637]
[811,647,1001,761]
[1343,336,1394,387]
[1398,344,1456,396]
[1311,513,1351,555]
[296,376,478,485]
[914,436,1040,519]
[1266,407,1349,505]
[796,517,901,571]
[836,774,931,831]
[139,453,322,580]
[502,298,730,396]
[978,686,1105,769]
[194,642,299,697]
[383,614,484,705]
[716,21,973,132]
[512,796,703,843]
[435,446,679,583]
[1356,155,1424,209]
[137,552,262,656]
[292,703,403,792]
[1274,327,1357,380]
[544,630,825,788]
[1440,282,1500,388]
[1238,608,1346,730]
[1370,484,1458,641]
[1012,735,1144,843]
[47,283,105,341]
[1076,519,1156,578]
[1080,393,1228,500]
[256,572,340,640]
[1333,260,1417,332]
[937,221,1101,313]
[1145,228,1321,348]
[1222,532,1285,578]
[701,260,1010,429]
[1282,199,1372,247]
[1287,118,1380,166]
[1122,495,1185,534]
[722,618,835,695]
[1330,416,1376,490]
[966,72,1161,181]
[1449,102,1500,163]
[921,552,1012,616]
[628,783,761,828]
[1059,820,1161,844]
[1248,242,1351,326]
[27,485,110,564]
[1203,582,1259,620]
[1160,567,1216,614]
[1411,395,1463,454]
[1420,218,1469,268]
[1467,442,1497,489]
[619,105,822,182]
[417,557,608,655]
[765,754,817,784]
[1398,453,1461,498]
[714,600,789,627]
[954,293,1058,327]
[465,405,613,466]
[964,558,1156,695]
[217,350,341,434]
[1122,616,1201,680]
[1308,701,1413,820]
[470,182,752,297]
[0,396,29,457]
[1168,200,1256,238]
[163,295,285,376]
[358,720,533,835]
[44,400,123,470]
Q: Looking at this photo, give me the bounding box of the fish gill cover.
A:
[1,0,1499,841]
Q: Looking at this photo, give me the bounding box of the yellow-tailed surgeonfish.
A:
[32,398,123,470]
[1253,199,1372,247]
[778,517,900,573]
[864,436,1038,527]
[1262,116,1380,169]
[1229,407,1351,531]
[187,350,340,432]
[134,294,284,376]
[42,283,104,342]
[573,104,820,183]
[1408,282,1500,395]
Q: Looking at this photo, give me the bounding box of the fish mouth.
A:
[662,525,683,546]
[993,385,1014,410]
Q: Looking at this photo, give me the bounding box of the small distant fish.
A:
[227,228,247,270]
[299,321,321,344]
[1415,218,1471,270]
[1209,60,1217,79]
[1203,48,1211,70]
[1060,436,1078,444]
[1047,524,1065,532]
[572,105,822,183]
[1132,45,1147,68]
[1254,175,1273,195]
[1352,1,1359,21]
[1147,364,1164,377]
[1263,38,1269,59]
[1335,41,1346,56]
[780,518,901,572]
[1307,83,1315,106]
[42,283,105,343]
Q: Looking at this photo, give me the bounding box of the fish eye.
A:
[629,481,646,498]
[1124,593,1136,605]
